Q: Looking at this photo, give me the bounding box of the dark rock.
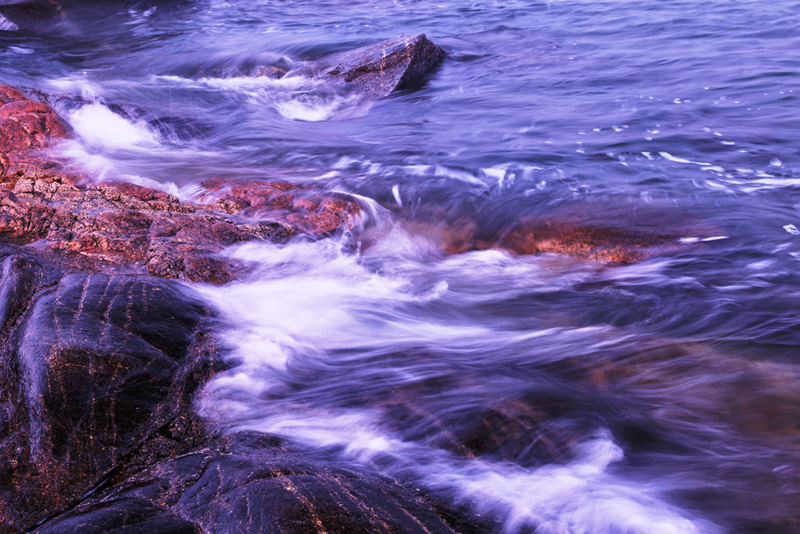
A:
[35,432,468,534]
[0,249,213,532]
[312,34,445,100]
[33,499,204,534]
[0,0,62,32]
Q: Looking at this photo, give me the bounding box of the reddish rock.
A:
[403,202,702,265]
[0,85,28,104]
[0,188,55,240]
[251,64,288,78]
[0,86,71,156]
[0,86,360,283]
[0,172,358,283]
[0,84,75,197]
[496,218,674,264]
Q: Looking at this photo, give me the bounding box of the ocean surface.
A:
[3,1,800,532]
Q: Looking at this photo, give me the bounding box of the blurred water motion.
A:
[4,0,800,531]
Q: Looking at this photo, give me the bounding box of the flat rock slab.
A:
[312,34,445,100]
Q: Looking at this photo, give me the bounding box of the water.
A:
[3,1,800,531]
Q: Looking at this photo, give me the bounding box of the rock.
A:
[496,218,676,264]
[397,201,702,265]
[34,432,474,534]
[0,188,55,240]
[311,34,445,100]
[0,85,361,283]
[381,389,585,468]
[0,83,77,195]
[0,83,71,154]
[0,0,61,32]
[0,245,215,532]
[198,177,361,235]
[33,499,204,534]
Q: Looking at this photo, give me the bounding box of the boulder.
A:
[310,34,445,100]
[0,245,215,532]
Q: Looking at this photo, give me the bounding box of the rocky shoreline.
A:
[0,32,707,532]
[0,35,496,533]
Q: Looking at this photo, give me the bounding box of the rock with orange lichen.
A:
[0,174,358,284]
[0,84,360,283]
[199,177,361,234]
[32,179,355,283]
[496,218,677,264]
[0,84,72,171]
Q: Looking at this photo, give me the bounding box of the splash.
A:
[195,231,717,533]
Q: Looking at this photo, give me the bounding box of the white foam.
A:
[48,75,104,101]
[659,151,710,166]
[194,232,716,532]
[67,103,159,150]
[158,73,372,121]
[275,93,367,121]
[211,400,715,534]
[59,102,216,201]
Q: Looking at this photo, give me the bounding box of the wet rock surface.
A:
[0,244,215,532]
[304,34,445,100]
[0,0,62,32]
[0,245,485,533]
[391,200,705,264]
[34,431,482,534]
[0,84,488,534]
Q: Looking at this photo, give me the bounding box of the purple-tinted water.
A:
[3,1,800,531]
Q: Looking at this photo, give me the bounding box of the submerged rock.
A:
[396,201,703,265]
[0,0,62,32]
[309,34,445,100]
